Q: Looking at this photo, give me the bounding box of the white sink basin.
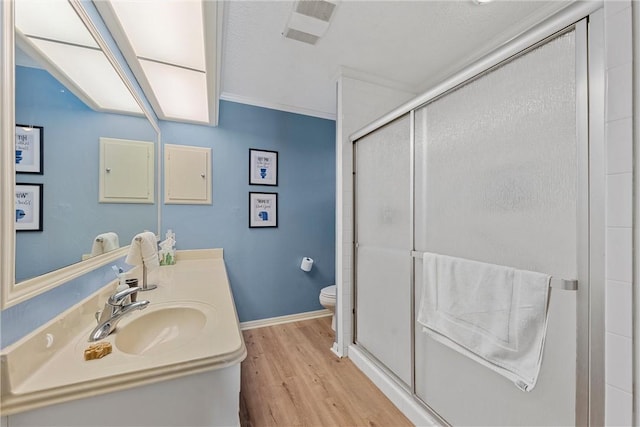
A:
[115,305,208,355]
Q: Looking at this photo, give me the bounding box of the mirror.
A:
[1,0,159,307]
[14,47,157,282]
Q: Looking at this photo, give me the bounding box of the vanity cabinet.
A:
[5,367,241,427]
[99,138,155,204]
[1,250,246,427]
[164,144,212,204]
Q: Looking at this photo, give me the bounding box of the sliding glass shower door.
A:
[354,114,412,386]
[353,22,589,425]
[414,29,580,425]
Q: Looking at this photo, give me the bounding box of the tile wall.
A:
[603,1,634,425]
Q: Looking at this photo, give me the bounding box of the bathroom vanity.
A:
[0,249,246,427]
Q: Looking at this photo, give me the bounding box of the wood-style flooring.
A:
[239,316,413,427]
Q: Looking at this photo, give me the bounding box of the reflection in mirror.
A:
[14,47,157,283]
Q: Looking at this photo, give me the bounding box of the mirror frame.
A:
[1,0,161,308]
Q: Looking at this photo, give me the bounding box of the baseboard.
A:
[348,345,443,427]
[331,342,344,358]
[240,309,332,331]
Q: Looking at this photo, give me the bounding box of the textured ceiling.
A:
[220,0,572,119]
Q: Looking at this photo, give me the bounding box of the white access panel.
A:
[99,138,154,204]
[164,144,211,205]
[354,114,412,386]
[413,30,579,426]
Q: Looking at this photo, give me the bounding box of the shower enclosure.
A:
[352,13,603,426]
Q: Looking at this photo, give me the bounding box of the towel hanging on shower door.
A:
[417,252,551,391]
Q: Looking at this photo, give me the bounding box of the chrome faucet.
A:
[89,286,149,342]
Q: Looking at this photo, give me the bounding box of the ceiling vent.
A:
[283,0,338,45]
[296,0,336,22]
[284,28,320,45]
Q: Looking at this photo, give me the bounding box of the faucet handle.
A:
[108,286,140,306]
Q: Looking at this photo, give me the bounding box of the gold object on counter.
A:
[84,342,112,361]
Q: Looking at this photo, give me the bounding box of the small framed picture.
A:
[15,125,44,174]
[249,192,278,228]
[15,183,43,232]
[249,149,278,186]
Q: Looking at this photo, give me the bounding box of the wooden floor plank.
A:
[240,317,413,427]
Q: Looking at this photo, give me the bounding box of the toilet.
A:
[319,285,337,331]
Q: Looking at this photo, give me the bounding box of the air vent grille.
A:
[283,0,338,46]
[284,28,320,45]
[295,0,336,22]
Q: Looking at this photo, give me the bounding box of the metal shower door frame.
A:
[350,4,605,425]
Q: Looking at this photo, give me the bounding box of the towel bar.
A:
[550,278,578,291]
[409,251,578,291]
[133,234,158,291]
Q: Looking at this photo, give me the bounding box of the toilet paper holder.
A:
[301,257,313,272]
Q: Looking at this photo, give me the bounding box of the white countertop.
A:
[0,249,247,415]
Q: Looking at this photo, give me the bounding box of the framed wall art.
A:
[249,149,278,186]
[15,183,43,232]
[15,125,44,174]
[249,192,278,228]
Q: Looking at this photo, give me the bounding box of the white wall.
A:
[603,1,634,425]
[334,72,415,356]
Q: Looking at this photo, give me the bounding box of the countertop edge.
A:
[1,342,247,416]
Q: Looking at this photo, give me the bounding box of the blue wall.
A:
[2,100,336,348]
[15,66,157,281]
[1,258,131,348]
[161,100,336,322]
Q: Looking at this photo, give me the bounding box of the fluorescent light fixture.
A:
[107,0,206,71]
[97,0,218,124]
[29,38,142,114]
[15,0,142,116]
[139,59,209,123]
[472,0,495,4]
[15,0,98,48]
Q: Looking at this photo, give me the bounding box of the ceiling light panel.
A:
[15,0,98,48]
[107,0,206,71]
[139,59,209,123]
[28,38,142,114]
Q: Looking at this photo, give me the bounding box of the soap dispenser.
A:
[159,229,176,266]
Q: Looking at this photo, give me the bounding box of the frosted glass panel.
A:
[356,116,411,249]
[355,115,411,385]
[415,31,577,426]
[356,247,412,384]
[416,31,577,279]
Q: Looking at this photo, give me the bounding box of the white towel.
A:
[125,231,159,268]
[90,232,120,256]
[417,252,551,391]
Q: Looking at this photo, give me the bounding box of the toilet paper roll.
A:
[301,257,313,272]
